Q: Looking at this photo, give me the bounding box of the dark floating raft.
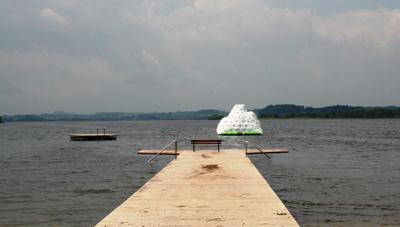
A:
[69,134,117,141]
[69,128,117,141]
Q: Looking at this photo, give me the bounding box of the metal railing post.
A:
[174,140,178,159]
[245,141,248,156]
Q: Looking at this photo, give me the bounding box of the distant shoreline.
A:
[2,118,400,123]
[260,117,400,120]
[256,104,400,119]
[2,104,400,122]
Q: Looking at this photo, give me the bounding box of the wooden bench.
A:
[191,139,222,152]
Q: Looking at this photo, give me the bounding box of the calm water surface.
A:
[0,120,399,226]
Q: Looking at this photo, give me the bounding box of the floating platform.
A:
[96,150,298,226]
[69,134,117,141]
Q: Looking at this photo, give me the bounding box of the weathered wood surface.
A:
[138,149,179,155]
[96,150,298,226]
[137,148,288,155]
[245,148,288,155]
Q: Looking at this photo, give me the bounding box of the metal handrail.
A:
[255,146,271,159]
[147,139,178,163]
[244,141,271,159]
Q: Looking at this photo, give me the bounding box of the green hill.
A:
[256,104,400,118]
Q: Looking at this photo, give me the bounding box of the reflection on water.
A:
[0,120,400,226]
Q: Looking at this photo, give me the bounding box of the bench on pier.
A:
[190,139,222,152]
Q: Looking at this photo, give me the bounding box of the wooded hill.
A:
[256,105,400,118]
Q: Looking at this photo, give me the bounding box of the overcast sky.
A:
[1,0,400,114]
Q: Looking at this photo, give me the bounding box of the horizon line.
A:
[2,104,400,116]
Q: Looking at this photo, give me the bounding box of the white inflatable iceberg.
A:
[217,104,263,135]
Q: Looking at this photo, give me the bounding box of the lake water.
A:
[0,120,399,226]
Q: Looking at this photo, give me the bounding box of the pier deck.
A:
[96,150,298,226]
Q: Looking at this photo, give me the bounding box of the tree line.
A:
[257,105,400,119]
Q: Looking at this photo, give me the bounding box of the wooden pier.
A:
[96,150,298,226]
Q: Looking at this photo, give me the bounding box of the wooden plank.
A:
[138,149,180,155]
[245,148,288,154]
[191,142,222,144]
[191,139,222,144]
[97,150,298,226]
[138,148,288,155]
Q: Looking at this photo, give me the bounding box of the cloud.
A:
[1,0,400,114]
[39,8,69,27]
[314,9,400,48]
[0,49,200,114]
[0,50,131,113]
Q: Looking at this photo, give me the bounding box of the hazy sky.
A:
[1,0,400,114]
